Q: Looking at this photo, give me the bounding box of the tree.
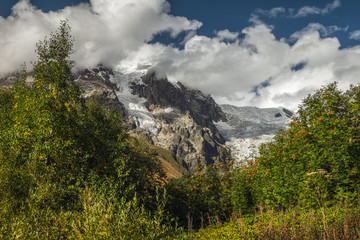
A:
[238,82,360,209]
[0,20,165,215]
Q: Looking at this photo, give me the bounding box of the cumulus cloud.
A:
[2,0,360,111]
[216,29,239,41]
[0,0,201,73]
[124,22,360,110]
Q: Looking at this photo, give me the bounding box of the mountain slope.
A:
[215,105,293,161]
[1,66,292,171]
[75,67,228,171]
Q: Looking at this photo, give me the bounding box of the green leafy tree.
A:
[236,82,360,209]
[166,155,234,228]
[0,20,165,216]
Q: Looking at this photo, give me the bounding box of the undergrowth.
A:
[0,187,186,239]
[194,202,360,240]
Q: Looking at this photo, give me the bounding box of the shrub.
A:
[166,154,234,228]
[235,82,360,209]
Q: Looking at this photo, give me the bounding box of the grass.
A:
[2,187,360,239]
[135,136,188,179]
[0,187,187,239]
[153,145,187,179]
[193,203,360,240]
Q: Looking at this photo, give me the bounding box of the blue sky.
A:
[1,0,360,109]
[1,0,86,16]
[2,0,358,47]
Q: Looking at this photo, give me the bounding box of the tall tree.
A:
[238,82,360,209]
[0,20,165,215]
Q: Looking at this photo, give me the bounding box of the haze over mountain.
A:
[1,0,360,110]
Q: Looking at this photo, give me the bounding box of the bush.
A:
[234,82,360,209]
[165,154,234,228]
[193,202,360,240]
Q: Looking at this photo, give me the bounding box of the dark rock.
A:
[75,66,125,114]
[282,108,293,118]
[129,71,228,170]
[130,72,227,129]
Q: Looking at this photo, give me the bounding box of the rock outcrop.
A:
[74,69,228,170]
[74,66,126,113]
[130,72,226,130]
[127,72,227,170]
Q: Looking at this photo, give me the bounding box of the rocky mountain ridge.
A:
[74,67,228,170]
[1,66,293,171]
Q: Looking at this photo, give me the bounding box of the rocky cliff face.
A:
[1,67,292,169]
[127,72,227,169]
[74,66,126,113]
[130,72,226,130]
[73,68,227,170]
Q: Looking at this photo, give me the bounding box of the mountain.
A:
[75,67,293,168]
[215,105,293,161]
[1,66,293,172]
[75,67,228,171]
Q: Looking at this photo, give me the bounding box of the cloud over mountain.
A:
[0,0,201,72]
[1,0,360,110]
[143,22,360,110]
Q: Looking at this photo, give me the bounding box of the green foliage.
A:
[193,203,360,240]
[0,20,165,220]
[230,168,255,215]
[165,154,234,228]
[33,20,79,100]
[0,187,187,239]
[235,82,360,209]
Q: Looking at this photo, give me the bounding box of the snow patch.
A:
[129,103,148,112]
[217,105,292,163]
[164,107,173,113]
[170,81,182,89]
[109,69,159,134]
[226,135,274,163]
[214,120,235,131]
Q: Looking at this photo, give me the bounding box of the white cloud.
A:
[255,7,286,18]
[323,0,341,14]
[0,0,202,74]
[255,0,341,19]
[290,23,348,39]
[2,0,360,112]
[294,6,321,18]
[350,30,360,41]
[293,0,341,18]
[125,22,360,110]
[216,29,239,41]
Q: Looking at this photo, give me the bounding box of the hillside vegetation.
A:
[1,21,360,239]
